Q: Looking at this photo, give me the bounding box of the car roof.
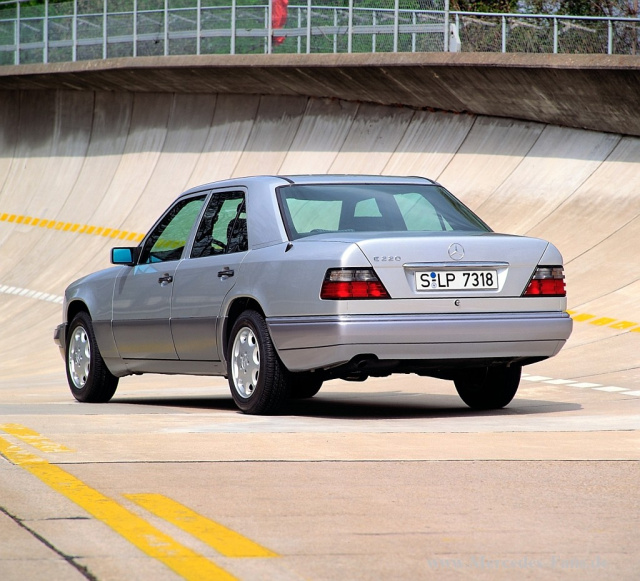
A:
[180,174,437,197]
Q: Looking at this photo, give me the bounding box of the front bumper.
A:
[53,323,67,359]
[267,312,573,372]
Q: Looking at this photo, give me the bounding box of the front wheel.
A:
[227,310,290,414]
[66,312,119,403]
[454,365,521,410]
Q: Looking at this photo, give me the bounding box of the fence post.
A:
[348,0,353,53]
[372,11,377,53]
[444,0,450,52]
[553,17,558,54]
[307,0,311,54]
[412,10,416,52]
[72,0,77,61]
[231,0,236,55]
[164,0,169,56]
[501,15,506,52]
[393,0,399,53]
[14,0,19,64]
[297,6,301,53]
[608,19,613,54]
[268,1,273,54]
[44,0,48,64]
[133,0,137,57]
[196,0,201,55]
[103,0,107,59]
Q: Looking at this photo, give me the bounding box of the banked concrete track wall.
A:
[0,80,638,389]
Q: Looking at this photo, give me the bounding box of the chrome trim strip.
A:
[403,262,510,270]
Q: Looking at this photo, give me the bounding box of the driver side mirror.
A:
[111,247,140,266]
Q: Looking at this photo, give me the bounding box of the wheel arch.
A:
[67,299,90,326]
[222,297,266,360]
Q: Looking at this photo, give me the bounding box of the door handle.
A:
[158,273,173,285]
[218,268,234,278]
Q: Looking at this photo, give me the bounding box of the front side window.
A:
[139,195,206,264]
[278,184,491,240]
[191,191,247,258]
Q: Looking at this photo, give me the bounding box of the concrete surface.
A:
[0,55,639,581]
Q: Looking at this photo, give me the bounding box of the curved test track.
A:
[0,88,638,388]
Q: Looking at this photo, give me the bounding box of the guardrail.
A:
[0,1,637,66]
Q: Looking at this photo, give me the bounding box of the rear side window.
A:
[191,191,247,258]
[277,184,490,240]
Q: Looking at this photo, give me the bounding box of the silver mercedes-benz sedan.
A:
[54,175,572,414]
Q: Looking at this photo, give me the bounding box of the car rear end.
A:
[264,176,572,378]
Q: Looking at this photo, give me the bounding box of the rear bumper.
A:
[267,312,573,372]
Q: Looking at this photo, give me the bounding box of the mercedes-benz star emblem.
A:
[448,243,465,261]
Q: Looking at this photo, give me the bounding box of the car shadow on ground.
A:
[113,391,581,420]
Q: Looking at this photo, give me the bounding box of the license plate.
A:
[416,270,498,291]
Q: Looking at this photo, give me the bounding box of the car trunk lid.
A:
[356,232,549,299]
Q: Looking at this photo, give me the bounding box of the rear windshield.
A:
[277,184,491,240]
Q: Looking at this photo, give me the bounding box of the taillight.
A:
[523,266,566,297]
[321,268,390,300]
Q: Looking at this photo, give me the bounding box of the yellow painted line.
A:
[0,211,144,242]
[0,424,74,453]
[568,311,639,334]
[126,493,278,559]
[0,436,239,581]
[571,313,595,322]
[609,320,638,330]
[589,317,617,327]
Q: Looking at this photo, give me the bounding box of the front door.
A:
[112,194,207,359]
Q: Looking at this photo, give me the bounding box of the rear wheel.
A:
[289,373,323,399]
[227,310,290,414]
[66,312,119,403]
[454,365,521,410]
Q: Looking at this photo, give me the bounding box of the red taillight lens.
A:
[321,269,390,300]
[523,266,566,297]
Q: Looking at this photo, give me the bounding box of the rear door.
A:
[171,190,248,361]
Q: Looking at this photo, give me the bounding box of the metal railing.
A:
[0,1,637,66]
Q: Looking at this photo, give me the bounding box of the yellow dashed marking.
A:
[0,424,74,453]
[568,311,639,334]
[590,317,617,326]
[571,313,595,322]
[609,321,638,330]
[0,212,144,242]
[126,494,278,558]
[0,434,240,581]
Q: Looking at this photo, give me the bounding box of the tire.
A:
[66,312,119,403]
[227,310,290,414]
[454,365,521,410]
[289,373,323,399]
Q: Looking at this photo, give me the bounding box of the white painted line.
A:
[570,382,603,388]
[0,284,64,304]
[526,376,635,396]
